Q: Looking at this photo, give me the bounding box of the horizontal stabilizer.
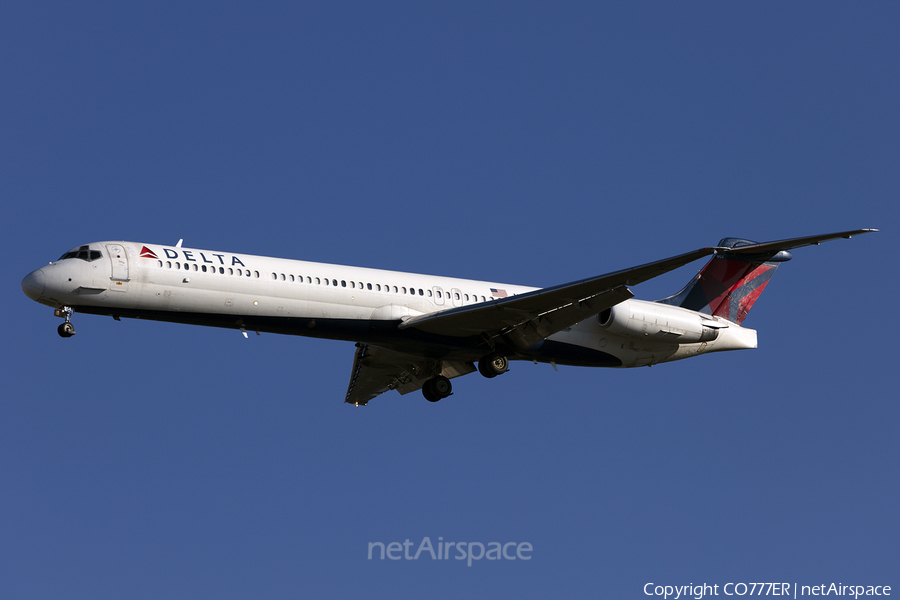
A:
[660,228,877,324]
[713,229,877,259]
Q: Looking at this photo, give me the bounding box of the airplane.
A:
[21,229,876,405]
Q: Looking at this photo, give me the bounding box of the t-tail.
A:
[658,238,794,324]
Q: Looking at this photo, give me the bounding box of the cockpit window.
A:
[58,245,102,262]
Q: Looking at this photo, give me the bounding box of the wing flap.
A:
[344,343,475,405]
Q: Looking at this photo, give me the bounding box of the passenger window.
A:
[332,279,337,286]
[290,275,295,282]
[272,273,277,280]
[254,271,259,277]
[367,283,372,290]
[167,261,172,268]
[219,267,224,274]
[202,265,208,272]
[228,268,233,275]
[427,289,432,297]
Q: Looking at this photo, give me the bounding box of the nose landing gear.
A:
[55,307,76,338]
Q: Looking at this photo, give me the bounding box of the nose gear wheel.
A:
[55,306,76,338]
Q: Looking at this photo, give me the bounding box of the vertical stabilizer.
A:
[657,238,792,325]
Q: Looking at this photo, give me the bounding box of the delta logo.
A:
[142,245,247,267]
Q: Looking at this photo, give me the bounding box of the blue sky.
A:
[2,3,897,598]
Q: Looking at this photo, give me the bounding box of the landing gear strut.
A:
[422,375,452,402]
[478,353,508,378]
[55,307,76,338]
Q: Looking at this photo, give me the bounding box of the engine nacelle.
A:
[598,301,722,343]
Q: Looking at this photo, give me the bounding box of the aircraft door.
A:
[450,288,463,307]
[106,244,129,282]
[432,286,445,306]
[90,247,111,288]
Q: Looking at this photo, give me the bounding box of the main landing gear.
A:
[478,353,508,378]
[422,375,452,402]
[55,306,76,338]
[420,353,508,402]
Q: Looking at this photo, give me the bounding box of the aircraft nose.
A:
[21,268,46,301]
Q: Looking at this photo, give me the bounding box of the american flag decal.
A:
[490,288,508,298]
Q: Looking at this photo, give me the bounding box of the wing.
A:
[398,246,719,351]
[344,343,476,405]
[398,229,877,352]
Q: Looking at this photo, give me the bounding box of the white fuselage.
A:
[22,241,757,368]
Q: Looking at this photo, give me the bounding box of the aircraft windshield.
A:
[58,245,102,262]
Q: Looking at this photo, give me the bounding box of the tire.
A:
[57,322,75,338]
[422,380,441,402]
[478,354,508,378]
[431,375,452,398]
